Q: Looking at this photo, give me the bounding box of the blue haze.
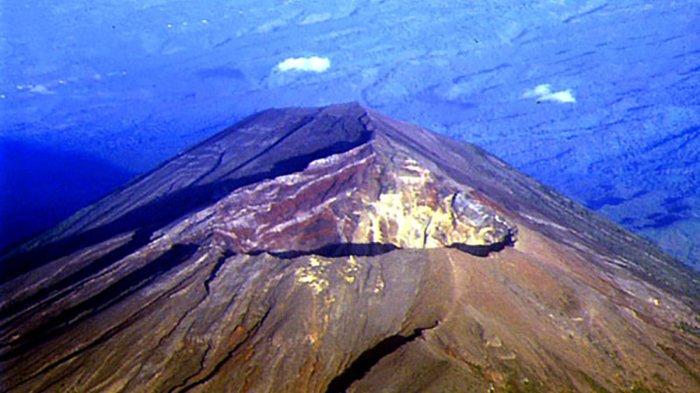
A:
[1,1,699,267]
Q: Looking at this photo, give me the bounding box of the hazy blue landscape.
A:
[1,0,699,268]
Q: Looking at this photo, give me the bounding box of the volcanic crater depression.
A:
[0,103,698,392]
[188,139,518,257]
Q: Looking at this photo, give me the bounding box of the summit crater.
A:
[174,132,517,257]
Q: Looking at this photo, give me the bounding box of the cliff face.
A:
[0,103,698,392]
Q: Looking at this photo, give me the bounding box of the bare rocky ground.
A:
[0,104,698,392]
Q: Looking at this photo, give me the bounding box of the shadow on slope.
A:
[0,139,135,250]
[251,234,516,260]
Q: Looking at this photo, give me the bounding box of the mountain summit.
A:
[1,103,698,392]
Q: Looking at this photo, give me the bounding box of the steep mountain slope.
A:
[1,103,698,392]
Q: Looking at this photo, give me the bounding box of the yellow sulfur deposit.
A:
[353,157,511,248]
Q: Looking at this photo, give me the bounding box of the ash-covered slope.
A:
[1,103,698,392]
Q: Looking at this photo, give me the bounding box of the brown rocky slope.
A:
[0,103,698,392]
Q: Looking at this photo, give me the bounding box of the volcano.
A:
[1,103,698,392]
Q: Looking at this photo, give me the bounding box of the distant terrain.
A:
[1,1,698,267]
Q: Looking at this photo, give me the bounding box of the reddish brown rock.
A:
[0,103,698,392]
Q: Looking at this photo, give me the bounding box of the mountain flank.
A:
[0,103,698,392]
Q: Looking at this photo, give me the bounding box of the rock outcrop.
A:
[0,103,698,392]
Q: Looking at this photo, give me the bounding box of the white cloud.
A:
[545,90,576,103]
[523,84,576,104]
[276,56,331,73]
[28,84,54,95]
